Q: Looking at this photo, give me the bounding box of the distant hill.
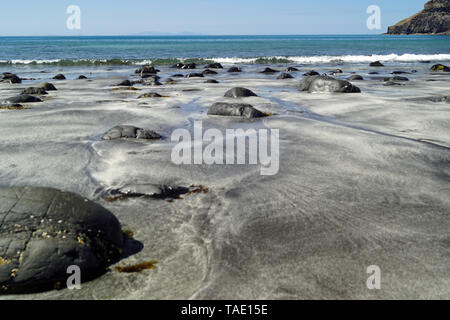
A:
[387,0,450,35]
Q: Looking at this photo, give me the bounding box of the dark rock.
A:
[286,67,299,72]
[144,78,162,86]
[277,73,294,79]
[202,69,218,75]
[117,80,133,87]
[106,184,189,201]
[53,74,66,80]
[347,75,364,81]
[0,186,125,294]
[330,69,343,74]
[40,83,57,91]
[21,87,48,95]
[102,125,161,140]
[205,63,223,69]
[370,61,384,67]
[298,75,361,93]
[383,76,409,82]
[224,87,258,98]
[207,102,266,118]
[171,63,185,69]
[260,67,279,74]
[3,95,42,104]
[368,72,379,75]
[135,65,159,75]
[205,79,219,84]
[431,64,450,72]
[387,0,450,35]
[303,70,320,76]
[138,92,162,98]
[392,71,410,74]
[77,75,88,79]
[227,67,242,73]
[185,73,204,78]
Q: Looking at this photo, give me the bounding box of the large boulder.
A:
[431,64,450,72]
[21,87,48,95]
[135,65,159,75]
[1,73,22,84]
[224,87,258,98]
[299,75,361,93]
[202,69,218,75]
[40,83,57,91]
[102,125,162,140]
[260,67,279,74]
[227,66,242,73]
[303,70,320,76]
[207,102,265,118]
[205,63,223,69]
[53,74,66,80]
[3,95,42,104]
[0,187,125,294]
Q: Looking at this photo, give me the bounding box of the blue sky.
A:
[0,0,427,36]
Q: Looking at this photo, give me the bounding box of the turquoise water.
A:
[1,35,449,66]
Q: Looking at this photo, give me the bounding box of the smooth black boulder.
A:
[227,66,242,73]
[205,63,223,69]
[370,61,384,67]
[102,125,161,140]
[348,75,364,81]
[431,64,450,72]
[261,67,279,74]
[0,186,125,294]
[186,73,204,78]
[21,87,48,95]
[207,102,266,118]
[202,69,218,75]
[53,74,66,80]
[3,95,42,104]
[286,67,299,72]
[277,73,294,80]
[40,83,57,91]
[303,70,320,76]
[77,75,88,79]
[224,87,258,98]
[299,75,361,93]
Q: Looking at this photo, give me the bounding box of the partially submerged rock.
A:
[208,102,266,118]
[202,69,218,75]
[3,95,42,104]
[299,75,361,93]
[181,63,196,69]
[348,75,364,81]
[303,70,320,76]
[138,92,163,98]
[116,80,133,86]
[102,125,162,140]
[431,64,450,72]
[370,61,384,67]
[135,65,159,74]
[40,83,57,91]
[53,74,66,80]
[224,87,258,98]
[384,76,409,82]
[286,67,299,72]
[78,75,88,79]
[0,186,125,294]
[227,66,242,73]
[205,62,223,69]
[205,79,219,84]
[185,73,204,78]
[21,87,48,95]
[1,73,21,84]
[261,67,279,74]
[277,73,294,79]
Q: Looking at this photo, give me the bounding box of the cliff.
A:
[387,0,450,35]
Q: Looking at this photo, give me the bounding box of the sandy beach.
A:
[0,60,449,299]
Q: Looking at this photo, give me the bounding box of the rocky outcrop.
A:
[0,187,125,294]
[387,0,450,35]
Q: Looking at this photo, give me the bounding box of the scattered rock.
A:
[102,125,161,140]
[21,87,48,95]
[260,67,279,74]
[0,104,25,110]
[1,73,22,84]
[135,65,159,75]
[227,66,242,73]
[368,71,379,75]
[208,102,266,118]
[370,61,384,67]
[205,63,223,69]
[277,73,294,79]
[224,87,258,98]
[347,75,364,81]
[171,74,184,78]
[171,63,185,69]
[77,75,88,79]
[116,80,133,86]
[299,75,361,93]
[138,92,163,98]
[0,186,125,294]
[53,74,66,80]
[286,67,299,72]
[384,76,409,82]
[431,64,450,72]
[409,95,450,103]
[383,81,404,86]
[330,69,343,74]
[182,63,196,69]
[205,79,219,84]
[303,70,320,76]
[3,95,42,104]
[40,83,57,91]
[391,71,410,74]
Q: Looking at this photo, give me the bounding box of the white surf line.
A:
[264,95,450,151]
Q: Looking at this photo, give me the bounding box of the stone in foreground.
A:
[102,125,162,140]
[431,64,450,72]
[3,95,42,104]
[224,87,258,98]
[208,102,266,118]
[0,187,125,294]
[299,75,361,93]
